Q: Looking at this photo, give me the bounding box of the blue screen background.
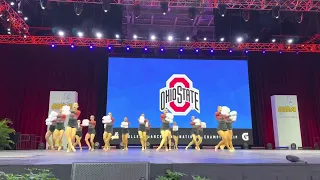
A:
[107,57,252,129]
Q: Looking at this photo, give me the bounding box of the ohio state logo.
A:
[159,74,200,116]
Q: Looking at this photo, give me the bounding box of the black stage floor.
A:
[0,149,320,180]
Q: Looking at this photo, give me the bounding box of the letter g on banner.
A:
[242,132,249,141]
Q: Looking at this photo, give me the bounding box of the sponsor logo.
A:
[277,106,297,113]
[242,132,249,141]
[159,74,200,116]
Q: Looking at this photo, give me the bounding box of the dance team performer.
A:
[53,110,67,151]
[197,121,206,149]
[172,122,179,150]
[45,111,58,150]
[73,120,83,151]
[145,120,151,146]
[215,106,230,151]
[185,116,201,150]
[65,103,81,152]
[102,113,114,151]
[121,117,129,151]
[226,110,237,151]
[156,109,174,151]
[85,115,96,151]
[138,114,148,151]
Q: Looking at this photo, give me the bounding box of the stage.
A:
[1,149,320,180]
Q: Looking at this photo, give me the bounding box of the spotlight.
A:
[287,39,293,44]
[77,32,84,37]
[236,37,243,43]
[71,44,75,48]
[220,38,224,42]
[254,38,259,42]
[151,35,156,40]
[40,0,48,9]
[58,31,65,37]
[8,32,11,35]
[229,49,233,53]
[51,44,55,48]
[23,35,27,38]
[7,28,10,32]
[272,6,280,19]
[262,50,266,54]
[126,46,130,51]
[102,0,110,13]
[168,35,173,41]
[218,4,227,17]
[188,7,196,20]
[115,34,120,39]
[133,4,141,18]
[160,2,168,15]
[133,34,138,39]
[108,45,112,50]
[74,3,84,16]
[186,37,190,41]
[203,37,207,41]
[144,47,148,51]
[160,47,164,52]
[271,39,276,43]
[210,49,214,53]
[279,51,283,54]
[96,32,103,38]
[195,48,199,53]
[10,2,14,6]
[24,17,28,21]
[245,50,249,53]
[90,45,93,49]
[179,48,183,52]
[296,51,299,54]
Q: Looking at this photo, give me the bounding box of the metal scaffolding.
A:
[0,35,319,52]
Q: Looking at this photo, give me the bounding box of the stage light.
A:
[186,37,190,41]
[144,47,148,51]
[272,6,280,19]
[203,37,207,41]
[220,38,224,42]
[168,35,173,41]
[90,45,93,49]
[23,35,27,38]
[51,44,55,48]
[24,17,28,21]
[8,32,11,35]
[96,32,103,38]
[229,49,233,53]
[236,37,243,43]
[134,5,140,18]
[10,2,14,6]
[262,50,266,54]
[7,28,10,32]
[102,0,110,13]
[255,38,259,42]
[151,35,156,40]
[160,47,164,52]
[7,18,9,22]
[287,39,293,44]
[245,50,249,53]
[271,39,276,43]
[126,46,130,51]
[179,48,183,52]
[58,31,65,37]
[195,48,199,53]
[188,7,196,20]
[160,2,168,15]
[133,34,138,39]
[71,44,75,48]
[279,51,283,54]
[115,34,120,39]
[74,3,84,16]
[77,32,84,37]
[218,4,227,17]
[108,45,112,50]
[210,49,214,53]
[296,51,299,54]
[40,0,48,9]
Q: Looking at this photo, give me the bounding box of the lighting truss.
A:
[0,0,29,34]
[0,35,319,52]
[303,33,320,44]
[48,0,320,12]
